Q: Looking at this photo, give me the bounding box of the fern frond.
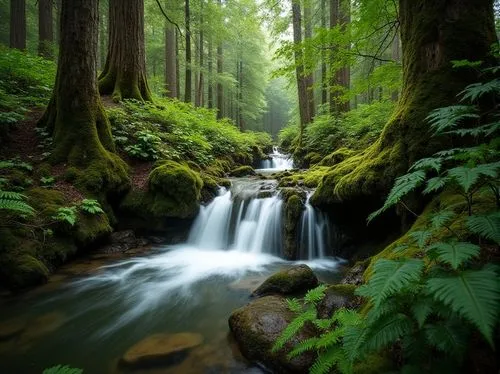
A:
[316,329,343,348]
[447,163,500,193]
[368,171,426,222]
[304,284,328,304]
[0,190,26,200]
[357,259,424,308]
[445,121,500,137]
[313,318,335,330]
[426,267,500,347]
[467,213,500,244]
[426,242,480,269]
[272,307,317,352]
[426,105,478,134]
[287,298,303,313]
[0,190,35,216]
[409,157,443,173]
[430,210,455,229]
[287,336,320,358]
[424,320,468,356]
[460,79,500,102]
[42,366,83,374]
[343,324,367,363]
[310,346,350,374]
[365,313,413,351]
[332,308,363,326]
[423,176,450,194]
[408,230,432,249]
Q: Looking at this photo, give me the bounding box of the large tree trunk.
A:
[303,2,315,120]
[216,0,223,119]
[196,16,204,107]
[98,0,152,102]
[38,0,53,58]
[38,0,129,194]
[313,0,497,207]
[320,0,328,106]
[391,29,401,101]
[184,0,192,103]
[208,36,214,108]
[10,0,26,50]
[336,0,350,112]
[165,22,177,98]
[292,0,312,146]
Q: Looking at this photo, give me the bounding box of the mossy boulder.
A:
[316,284,360,319]
[74,211,112,247]
[252,265,319,297]
[281,192,305,260]
[0,252,50,290]
[304,152,323,166]
[121,161,203,221]
[229,295,316,373]
[229,165,256,177]
[319,147,356,167]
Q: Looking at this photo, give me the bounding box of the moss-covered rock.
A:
[121,161,203,221]
[316,284,361,319]
[252,265,319,297]
[319,148,356,167]
[304,152,323,166]
[282,192,305,260]
[228,295,316,373]
[74,211,112,247]
[229,165,256,177]
[278,166,330,189]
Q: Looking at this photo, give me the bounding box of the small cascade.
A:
[299,193,332,259]
[259,146,294,170]
[188,186,283,255]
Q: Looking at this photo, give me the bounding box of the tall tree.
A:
[10,0,26,50]
[292,0,312,145]
[38,0,128,192]
[303,0,315,120]
[314,0,498,206]
[335,0,350,112]
[216,0,223,118]
[99,0,152,102]
[165,22,177,98]
[320,0,328,105]
[195,2,204,107]
[38,0,53,58]
[207,36,214,108]
[184,0,192,102]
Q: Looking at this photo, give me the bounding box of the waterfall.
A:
[258,146,294,170]
[299,194,332,259]
[188,187,283,256]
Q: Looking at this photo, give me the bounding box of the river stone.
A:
[0,318,26,341]
[120,332,203,369]
[229,295,316,373]
[251,264,318,297]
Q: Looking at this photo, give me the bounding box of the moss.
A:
[74,211,112,247]
[353,352,393,373]
[282,194,305,260]
[63,166,82,183]
[364,190,497,280]
[304,152,323,166]
[27,187,66,218]
[278,166,330,189]
[325,283,357,297]
[0,253,50,290]
[40,237,78,267]
[121,161,203,220]
[36,163,52,178]
[230,165,256,177]
[319,148,356,167]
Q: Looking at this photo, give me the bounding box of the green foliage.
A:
[79,199,104,215]
[0,189,35,216]
[467,213,500,244]
[42,365,83,374]
[124,129,162,160]
[40,176,55,187]
[52,206,77,226]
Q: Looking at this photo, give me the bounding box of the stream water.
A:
[0,155,343,374]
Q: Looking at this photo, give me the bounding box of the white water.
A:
[299,193,332,259]
[258,146,294,171]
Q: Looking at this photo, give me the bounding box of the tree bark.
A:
[196,11,204,107]
[207,36,214,108]
[38,0,53,58]
[293,0,311,146]
[314,0,498,206]
[98,0,152,102]
[303,1,315,120]
[216,0,223,119]
[391,29,401,101]
[10,0,26,50]
[336,0,350,112]
[165,21,177,98]
[184,0,192,103]
[320,0,328,106]
[38,0,128,193]
[328,0,338,114]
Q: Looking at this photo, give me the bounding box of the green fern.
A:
[426,266,500,347]
[409,157,443,173]
[364,313,413,351]
[426,242,480,269]
[272,306,317,352]
[430,210,455,229]
[303,284,328,304]
[467,213,500,244]
[423,176,449,194]
[410,298,434,328]
[426,105,478,134]
[424,320,468,357]
[459,79,500,102]
[310,346,351,374]
[79,199,104,215]
[287,298,303,313]
[52,206,77,226]
[42,365,83,374]
[356,259,424,308]
[408,230,432,249]
[367,171,426,222]
[288,336,320,358]
[0,190,35,216]
[447,164,498,193]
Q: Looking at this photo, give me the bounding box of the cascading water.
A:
[259,146,294,171]
[299,193,332,259]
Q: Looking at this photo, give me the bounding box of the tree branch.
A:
[155,0,183,37]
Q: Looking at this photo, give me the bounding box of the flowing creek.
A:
[0,152,344,374]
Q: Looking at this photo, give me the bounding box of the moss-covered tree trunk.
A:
[314,0,497,206]
[10,0,26,50]
[98,0,152,102]
[38,0,129,194]
[38,0,53,59]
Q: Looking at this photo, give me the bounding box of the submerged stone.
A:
[251,264,318,297]
[120,332,203,369]
[229,295,315,373]
[0,318,26,341]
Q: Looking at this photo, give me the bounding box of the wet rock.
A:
[230,166,256,177]
[281,190,306,260]
[251,265,318,297]
[120,332,203,369]
[99,230,150,254]
[316,284,360,319]
[0,318,26,341]
[147,236,168,245]
[341,262,366,286]
[229,275,269,293]
[229,295,316,373]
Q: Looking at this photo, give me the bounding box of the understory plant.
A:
[274,65,500,373]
